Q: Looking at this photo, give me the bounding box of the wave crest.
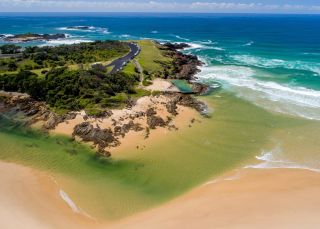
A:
[245,147,320,173]
[230,54,320,75]
[197,65,320,120]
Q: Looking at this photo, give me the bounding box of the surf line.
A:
[50,176,97,221]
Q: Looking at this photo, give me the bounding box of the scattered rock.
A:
[72,122,118,151]
[166,100,178,115]
[147,115,166,129]
[114,120,144,137]
[146,108,157,116]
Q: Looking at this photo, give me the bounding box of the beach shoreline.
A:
[109,167,320,229]
[0,161,93,229]
[3,160,320,229]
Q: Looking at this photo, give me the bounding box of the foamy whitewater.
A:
[197,65,320,120]
[245,147,320,173]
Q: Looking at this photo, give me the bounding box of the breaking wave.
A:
[197,65,320,120]
[183,42,225,51]
[242,41,254,46]
[57,26,110,34]
[40,39,93,46]
[170,34,190,41]
[245,147,320,173]
[230,54,320,75]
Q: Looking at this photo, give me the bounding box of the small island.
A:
[1,32,66,43]
[0,39,209,158]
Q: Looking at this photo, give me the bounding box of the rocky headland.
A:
[0,40,210,158]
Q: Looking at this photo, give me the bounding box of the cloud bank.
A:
[0,0,320,13]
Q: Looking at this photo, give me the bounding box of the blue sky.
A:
[0,1,319,13]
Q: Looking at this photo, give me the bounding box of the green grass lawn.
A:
[122,61,136,75]
[136,40,172,76]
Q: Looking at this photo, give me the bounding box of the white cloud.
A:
[0,0,320,13]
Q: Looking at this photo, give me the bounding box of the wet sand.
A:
[3,163,320,229]
[110,168,320,229]
[0,161,93,229]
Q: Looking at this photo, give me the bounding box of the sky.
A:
[0,0,320,13]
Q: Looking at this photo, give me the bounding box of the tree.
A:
[7,62,18,71]
[0,44,21,54]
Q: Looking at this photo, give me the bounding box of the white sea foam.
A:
[118,34,131,38]
[0,34,14,39]
[59,190,81,213]
[197,65,320,120]
[302,52,320,56]
[151,30,158,34]
[212,47,225,51]
[171,34,190,41]
[57,26,110,34]
[198,40,216,45]
[184,43,206,50]
[242,41,254,46]
[245,147,320,173]
[183,42,224,51]
[40,39,93,46]
[230,54,320,75]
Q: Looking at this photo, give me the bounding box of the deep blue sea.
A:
[1,13,320,120]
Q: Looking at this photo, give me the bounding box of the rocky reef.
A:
[160,42,210,95]
[0,91,76,130]
[2,33,66,43]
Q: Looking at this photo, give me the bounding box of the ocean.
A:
[1,13,320,219]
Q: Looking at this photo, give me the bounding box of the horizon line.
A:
[1,12,320,15]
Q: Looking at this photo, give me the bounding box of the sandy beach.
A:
[110,168,320,229]
[0,161,93,229]
[2,160,320,229]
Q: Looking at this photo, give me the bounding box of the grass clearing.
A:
[136,40,172,77]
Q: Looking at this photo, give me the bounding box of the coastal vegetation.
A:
[0,41,142,114]
[0,41,129,73]
[0,39,203,115]
[0,68,139,115]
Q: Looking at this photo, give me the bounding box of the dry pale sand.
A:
[110,168,320,229]
[144,78,180,92]
[0,161,94,229]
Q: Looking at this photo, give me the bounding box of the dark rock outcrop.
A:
[72,122,118,149]
[147,115,166,129]
[146,108,157,116]
[192,82,210,95]
[114,120,143,137]
[163,42,191,50]
[4,33,66,42]
[166,100,178,115]
[0,92,76,129]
